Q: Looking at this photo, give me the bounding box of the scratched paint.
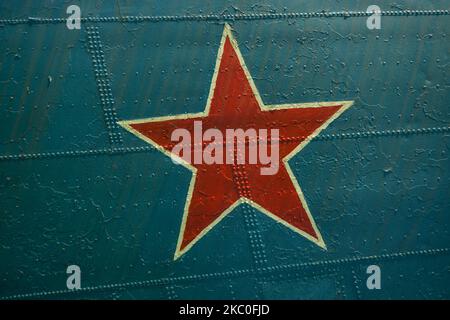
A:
[0,1,449,300]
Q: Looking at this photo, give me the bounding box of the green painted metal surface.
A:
[0,1,449,299]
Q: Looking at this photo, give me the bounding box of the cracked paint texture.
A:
[0,0,449,299]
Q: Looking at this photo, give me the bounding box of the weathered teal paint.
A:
[0,1,449,299]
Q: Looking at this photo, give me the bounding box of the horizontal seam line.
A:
[0,247,448,300]
[0,10,449,25]
[0,126,449,161]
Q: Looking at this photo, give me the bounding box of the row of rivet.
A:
[0,126,448,161]
[0,10,449,25]
[1,247,447,300]
[231,147,268,266]
[86,26,123,146]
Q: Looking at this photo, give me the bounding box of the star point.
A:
[119,24,353,259]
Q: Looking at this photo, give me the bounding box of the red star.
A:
[119,24,353,259]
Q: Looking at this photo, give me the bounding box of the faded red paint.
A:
[130,36,343,252]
